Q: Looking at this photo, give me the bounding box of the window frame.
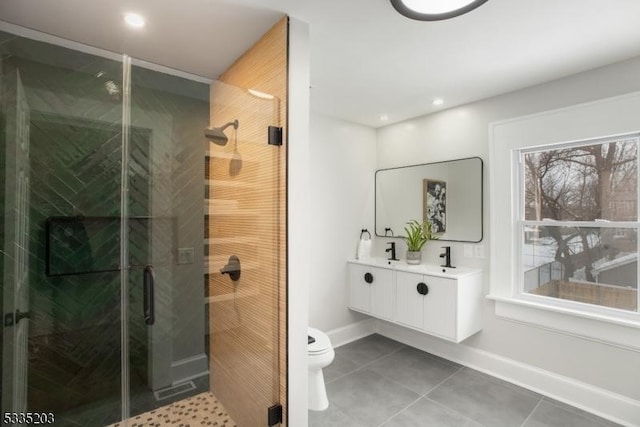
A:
[489,92,640,351]
[514,136,640,321]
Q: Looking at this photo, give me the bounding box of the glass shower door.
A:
[1,29,127,426]
[122,62,212,420]
[119,15,288,416]
[207,80,284,426]
[1,63,31,417]
[122,71,286,426]
[0,32,211,423]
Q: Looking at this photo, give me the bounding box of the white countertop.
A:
[348,257,481,279]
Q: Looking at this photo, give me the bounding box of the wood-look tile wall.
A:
[207,17,288,427]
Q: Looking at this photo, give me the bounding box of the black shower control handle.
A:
[364,272,374,284]
[417,282,429,295]
[220,255,241,281]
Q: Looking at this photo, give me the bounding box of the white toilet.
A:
[308,326,335,411]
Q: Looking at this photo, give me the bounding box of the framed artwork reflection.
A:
[423,179,446,233]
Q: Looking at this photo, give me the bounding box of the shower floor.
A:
[108,391,236,427]
[53,375,217,426]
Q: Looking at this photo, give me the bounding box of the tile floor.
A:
[309,334,621,427]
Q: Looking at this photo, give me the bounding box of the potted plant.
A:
[403,219,437,264]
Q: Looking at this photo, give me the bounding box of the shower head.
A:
[204,119,239,145]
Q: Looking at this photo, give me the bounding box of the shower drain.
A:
[153,380,197,401]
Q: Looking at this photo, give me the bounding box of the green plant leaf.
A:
[403,219,438,251]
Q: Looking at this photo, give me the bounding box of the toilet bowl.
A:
[308,327,334,411]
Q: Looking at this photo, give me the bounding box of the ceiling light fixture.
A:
[379,114,389,121]
[124,13,146,28]
[433,98,444,106]
[248,88,275,100]
[390,0,488,21]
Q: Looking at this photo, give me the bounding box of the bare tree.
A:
[524,139,637,282]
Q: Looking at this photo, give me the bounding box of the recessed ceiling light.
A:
[390,0,488,21]
[379,114,389,121]
[433,98,444,106]
[124,13,146,28]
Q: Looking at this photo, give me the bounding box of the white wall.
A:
[308,114,377,331]
[309,55,640,424]
[288,16,311,427]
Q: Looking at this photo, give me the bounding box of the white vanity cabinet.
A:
[348,259,483,343]
[348,263,394,320]
[396,270,482,342]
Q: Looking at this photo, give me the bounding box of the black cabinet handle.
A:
[143,265,155,326]
[364,272,374,284]
[417,282,429,295]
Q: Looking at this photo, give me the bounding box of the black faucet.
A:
[439,246,455,268]
[385,241,398,261]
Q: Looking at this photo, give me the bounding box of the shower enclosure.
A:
[1,21,285,427]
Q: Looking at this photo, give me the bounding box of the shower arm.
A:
[204,119,240,145]
[219,119,239,132]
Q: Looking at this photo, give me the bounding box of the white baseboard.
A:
[170,353,209,385]
[375,320,640,427]
[326,318,376,348]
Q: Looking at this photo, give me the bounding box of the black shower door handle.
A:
[143,265,155,326]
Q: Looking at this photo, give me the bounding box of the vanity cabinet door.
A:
[395,271,424,329]
[422,275,457,340]
[349,264,372,313]
[370,267,393,320]
[395,271,458,340]
[348,263,393,320]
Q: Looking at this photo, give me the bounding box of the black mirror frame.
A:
[374,156,484,243]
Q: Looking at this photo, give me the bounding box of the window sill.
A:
[486,295,640,351]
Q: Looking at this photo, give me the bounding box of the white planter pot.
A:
[406,251,422,264]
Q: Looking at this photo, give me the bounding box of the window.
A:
[518,137,639,314]
[489,92,640,349]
